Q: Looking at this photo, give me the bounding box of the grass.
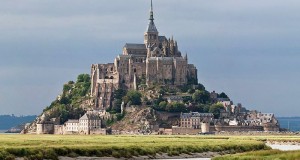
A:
[213,150,300,160]
[213,135,300,160]
[0,135,268,159]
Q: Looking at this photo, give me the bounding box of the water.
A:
[0,130,7,133]
[278,117,300,131]
[268,144,300,151]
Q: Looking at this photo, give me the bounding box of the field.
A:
[213,135,300,160]
[214,150,300,160]
[0,134,268,160]
[2,135,300,160]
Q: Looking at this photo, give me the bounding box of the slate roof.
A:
[158,36,167,42]
[124,43,146,50]
[80,113,100,120]
[65,119,79,124]
[146,21,158,33]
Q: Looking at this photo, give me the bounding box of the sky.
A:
[0,0,299,116]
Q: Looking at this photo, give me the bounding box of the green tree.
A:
[195,83,205,91]
[114,89,126,100]
[77,74,90,83]
[192,90,210,104]
[63,84,72,93]
[187,89,195,94]
[166,102,187,113]
[158,101,167,111]
[187,104,207,112]
[123,90,142,105]
[219,92,229,99]
[209,103,224,119]
[112,99,122,113]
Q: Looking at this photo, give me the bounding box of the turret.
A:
[184,53,188,61]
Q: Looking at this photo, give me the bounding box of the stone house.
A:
[180,112,213,129]
[78,112,102,135]
[64,119,79,134]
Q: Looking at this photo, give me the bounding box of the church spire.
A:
[144,0,159,48]
[146,0,158,33]
[150,0,154,22]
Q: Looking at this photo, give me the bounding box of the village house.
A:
[37,111,105,135]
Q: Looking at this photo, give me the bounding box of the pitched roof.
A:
[158,36,167,42]
[146,21,158,33]
[79,113,100,120]
[65,119,79,123]
[124,43,146,50]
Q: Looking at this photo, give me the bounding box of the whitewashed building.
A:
[64,119,79,134]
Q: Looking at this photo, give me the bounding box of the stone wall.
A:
[36,123,54,134]
[90,128,107,135]
[214,125,264,132]
[54,125,63,135]
[172,127,202,135]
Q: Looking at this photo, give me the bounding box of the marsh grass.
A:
[0,135,267,159]
[213,135,300,160]
[213,149,300,160]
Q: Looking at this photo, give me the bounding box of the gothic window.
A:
[134,68,136,73]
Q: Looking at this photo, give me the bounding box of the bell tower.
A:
[144,0,159,50]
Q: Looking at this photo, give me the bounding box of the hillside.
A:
[25,74,94,133]
[25,72,234,134]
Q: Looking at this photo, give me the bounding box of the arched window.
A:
[134,68,137,73]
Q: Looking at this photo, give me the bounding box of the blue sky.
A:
[0,0,299,116]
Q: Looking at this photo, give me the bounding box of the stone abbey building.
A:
[91,1,198,109]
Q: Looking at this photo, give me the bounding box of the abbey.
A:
[91,1,198,109]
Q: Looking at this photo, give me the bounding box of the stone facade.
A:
[37,111,104,135]
[180,112,214,129]
[36,113,59,134]
[78,112,102,135]
[91,2,198,109]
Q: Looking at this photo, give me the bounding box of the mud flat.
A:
[58,152,216,159]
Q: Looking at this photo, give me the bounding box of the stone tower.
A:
[144,0,159,54]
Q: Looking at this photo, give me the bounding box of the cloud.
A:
[0,0,300,116]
